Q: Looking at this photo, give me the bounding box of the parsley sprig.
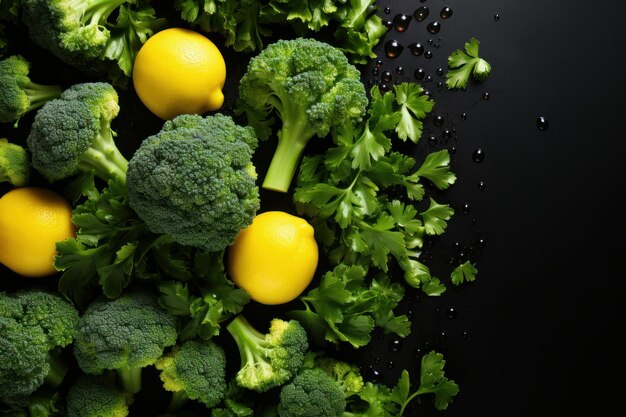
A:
[446,37,492,89]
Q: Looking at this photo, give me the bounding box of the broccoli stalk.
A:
[44,350,70,388]
[20,82,62,114]
[226,314,308,392]
[77,113,128,182]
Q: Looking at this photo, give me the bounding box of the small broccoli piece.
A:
[66,374,130,417]
[0,290,80,404]
[226,314,308,393]
[277,369,346,417]
[313,356,364,398]
[238,37,368,192]
[26,82,128,183]
[0,55,61,126]
[155,340,227,411]
[126,113,259,252]
[73,289,178,395]
[0,138,30,186]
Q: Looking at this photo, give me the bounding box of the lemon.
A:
[0,187,75,277]
[132,28,226,120]
[227,211,319,305]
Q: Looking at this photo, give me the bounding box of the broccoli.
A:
[0,55,62,126]
[26,82,128,183]
[0,138,30,186]
[226,314,308,393]
[73,289,178,395]
[66,374,130,417]
[238,37,368,192]
[126,113,259,252]
[0,290,80,405]
[155,340,227,412]
[277,369,346,417]
[0,388,63,417]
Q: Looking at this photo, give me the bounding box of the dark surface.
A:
[2,0,626,416]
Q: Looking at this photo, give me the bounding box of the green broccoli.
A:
[0,138,30,186]
[226,314,308,393]
[66,374,130,417]
[155,340,227,412]
[0,290,80,405]
[238,37,368,192]
[73,289,178,395]
[277,369,346,417]
[0,388,63,417]
[0,55,61,126]
[26,82,128,183]
[126,113,259,252]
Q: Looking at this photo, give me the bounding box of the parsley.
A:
[446,37,492,89]
[451,260,478,285]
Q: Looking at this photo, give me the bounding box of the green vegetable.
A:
[126,113,259,252]
[175,0,385,63]
[451,260,478,285]
[0,388,63,417]
[0,290,80,405]
[226,314,309,392]
[20,0,166,82]
[238,37,368,192]
[277,369,346,417]
[66,374,130,417]
[0,138,30,186]
[155,340,227,411]
[0,0,21,57]
[72,289,178,395]
[289,264,410,348]
[294,83,456,296]
[0,55,61,126]
[446,37,492,89]
[26,82,128,184]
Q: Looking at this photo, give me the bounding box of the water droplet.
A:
[425,75,433,82]
[389,338,403,352]
[381,71,392,82]
[425,51,433,59]
[366,366,383,384]
[462,203,471,214]
[393,14,412,32]
[384,40,403,58]
[453,241,462,250]
[436,81,443,88]
[436,67,444,76]
[427,135,438,146]
[461,112,468,120]
[427,21,441,34]
[433,115,444,126]
[482,92,490,100]
[414,68,425,80]
[472,148,485,162]
[414,6,429,22]
[478,238,486,248]
[449,146,456,154]
[478,181,486,190]
[380,84,390,93]
[494,14,501,21]
[447,307,457,319]
[461,330,469,339]
[376,60,383,67]
[384,7,391,14]
[371,67,379,76]
[440,7,453,19]
[386,361,395,369]
[537,116,550,130]
[442,129,452,139]
[427,38,434,46]
[439,331,447,343]
[423,89,431,97]
[409,42,424,56]
[384,20,393,30]
[395,66,404,75]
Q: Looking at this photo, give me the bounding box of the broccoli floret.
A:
[238,37,368,192]
[0,55,61,126]
[126,113,259,252]
[0,290,80,404]
[26,82,128,183]
[277,369,346,417]
[0,138,30,186]
[226,314,308,392]
[66,374,130,417]
[155,340,227,411]
[313,356,364,398]
[73,289,178,395]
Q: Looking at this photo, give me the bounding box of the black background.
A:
[1,0,625,416]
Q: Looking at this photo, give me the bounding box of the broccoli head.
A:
[238,37,368,192]
[126,113,259,252]
[155,340,227,411]
[0,138,30,186]
[73,289,178,394]
[0,55,61,126]
[277,369,346,417]
[66,374,130,417]
[26,82,128,183]
[313,356,364,398]
[0,290,80,404]
[226,314,308,392]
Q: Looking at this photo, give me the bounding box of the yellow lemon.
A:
[227,211,319,305]
[0,187,75,277]
[132,27,226,120]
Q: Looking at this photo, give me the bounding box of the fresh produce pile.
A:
[0,1,491,416]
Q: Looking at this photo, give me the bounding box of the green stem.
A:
[226,315,267,368]
[44,353,68,388]
[77,123,128,183]
[117,365,142,394]
[167,390,189,413]
[23,83,61,111]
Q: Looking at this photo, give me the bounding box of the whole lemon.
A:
[227,211,319,305]
[0,187,75,277]
[132,28,226,120]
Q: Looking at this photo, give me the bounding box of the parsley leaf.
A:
[446,37,492,89]
[451,260,478,285]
